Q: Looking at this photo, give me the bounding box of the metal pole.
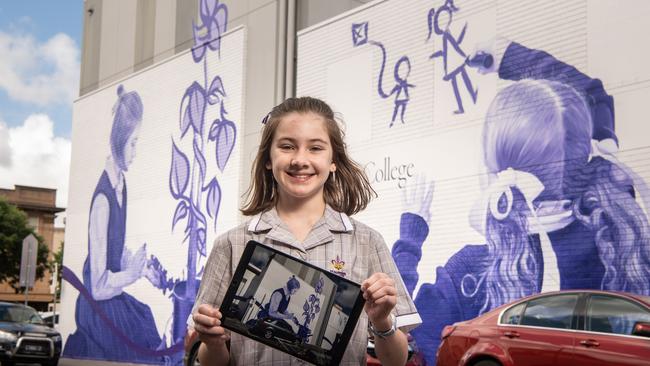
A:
[52,263,58,326]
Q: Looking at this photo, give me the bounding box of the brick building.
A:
[0,185,64,311]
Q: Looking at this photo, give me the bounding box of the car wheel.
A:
[473,360,500,366]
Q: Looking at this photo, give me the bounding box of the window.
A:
[587,295,650,335]
[520,294,578,329]
[28,216,39,230]
[501,303,525,325]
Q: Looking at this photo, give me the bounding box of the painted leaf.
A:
[207,76,226,105]
[314,305,320,314]
[205,178,222,222]
[182,82,207,136]
[169,142,190,199]
[197,227,207,257]
[303,301,309,312]
[215,108,236,171]
[172,201,188,231]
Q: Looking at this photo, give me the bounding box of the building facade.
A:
[0,185,64,310]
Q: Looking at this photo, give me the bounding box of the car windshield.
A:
[0,305,46,324]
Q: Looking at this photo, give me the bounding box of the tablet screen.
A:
[220,240,365,366]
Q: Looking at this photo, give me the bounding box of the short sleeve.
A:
[187,232,233,329]
[368,229,422,334]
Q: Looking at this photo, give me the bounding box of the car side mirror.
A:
[632,322,650,338]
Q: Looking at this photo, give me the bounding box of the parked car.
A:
[436,290,650,366]
[38,312,60,330]
[0,302,62,366]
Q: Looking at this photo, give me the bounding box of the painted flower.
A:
[191,0,228,62]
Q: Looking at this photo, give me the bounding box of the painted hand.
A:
[468,37,509,74]
[122,244,147,281]
[402,174,435,225]
[361,273,397,328]
[143,264,162,288]
[193,304,230,349]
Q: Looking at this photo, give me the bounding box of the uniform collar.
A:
[247,205,354,250]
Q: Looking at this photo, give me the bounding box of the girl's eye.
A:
[279,144,294,150]
[310,146,324,152]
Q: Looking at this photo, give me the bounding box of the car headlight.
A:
[0,330,17,342]
[51,335,62,343]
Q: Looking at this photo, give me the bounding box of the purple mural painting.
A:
[392,40,650,366]
[427,0,477,114]
[164,0,236,355]
[62,86,180,363]
[352,21,415,127]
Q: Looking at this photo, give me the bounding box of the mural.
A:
[427,0,477,114]
[60,0,242,364]
[164,0,235,347]
[297,1,650,366]
[62,86,171,364]
[352,21,415,126]
[392,41,650,365]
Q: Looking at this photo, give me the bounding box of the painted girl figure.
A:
[392,41,650,365]
[64,85,164,363]
[390,56,415,126]
[427,0,478,114]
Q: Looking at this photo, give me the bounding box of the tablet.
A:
[219,240,365,366]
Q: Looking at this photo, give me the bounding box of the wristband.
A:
[368,313,397,339]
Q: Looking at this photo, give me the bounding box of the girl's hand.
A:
[193,304,230,349]
[402,174,435,225]
[361,273,397,327]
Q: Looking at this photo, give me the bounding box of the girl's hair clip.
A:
[261,113,271,125]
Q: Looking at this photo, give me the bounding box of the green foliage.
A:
[0,198,50,292]
[49,242,64,298]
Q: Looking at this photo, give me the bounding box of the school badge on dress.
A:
[330,255,347,277]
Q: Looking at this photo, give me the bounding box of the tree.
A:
[49,241,64,299]
[0,198,50,292]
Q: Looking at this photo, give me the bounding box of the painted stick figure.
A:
[427,0,477,114]
[352,21,415,127]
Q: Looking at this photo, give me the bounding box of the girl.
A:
[64,85,164,362]
[190,97,421,365]
[392,42,650,366]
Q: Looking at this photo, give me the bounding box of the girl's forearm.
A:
[374,329,408,366]
[198,341,230,366]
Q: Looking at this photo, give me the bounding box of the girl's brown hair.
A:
[241,97,376,216]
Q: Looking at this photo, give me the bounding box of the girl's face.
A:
[122,124,141,171]
[266,112,336,207]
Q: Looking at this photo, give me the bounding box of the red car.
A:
[437,290,650,366]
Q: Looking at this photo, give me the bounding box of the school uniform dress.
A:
[63,171,162,363]
[190,205,421,365]
[391,41,617,366]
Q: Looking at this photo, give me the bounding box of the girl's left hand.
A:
[361,273,397,326]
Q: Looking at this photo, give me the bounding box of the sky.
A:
[0,1,83,225]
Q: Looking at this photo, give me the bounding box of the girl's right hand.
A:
[193,304,230,349]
